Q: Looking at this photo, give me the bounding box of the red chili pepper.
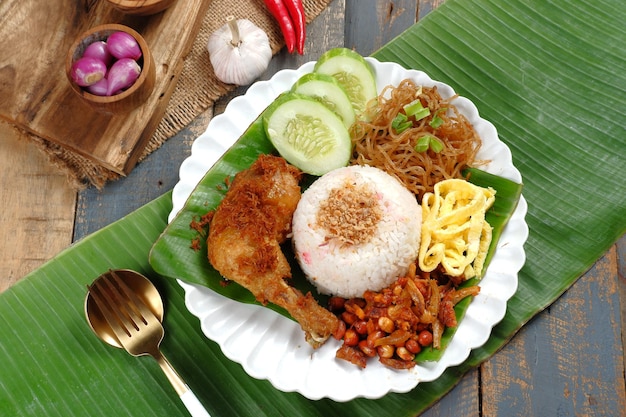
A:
[283,0,306,54]
[263,0,297,54]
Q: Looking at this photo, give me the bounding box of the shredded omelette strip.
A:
[418,179,495,279]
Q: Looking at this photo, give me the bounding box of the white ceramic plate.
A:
[170,58,529,402]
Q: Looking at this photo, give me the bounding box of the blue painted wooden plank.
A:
[423,369,480,416]
[346,0,420,55]
[481,246,626,416]
[418,0,445,20]
[73,114,203,240]
[618,235,626,385]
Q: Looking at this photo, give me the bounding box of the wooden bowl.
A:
[65,24,156,115]
[104,0,176,15]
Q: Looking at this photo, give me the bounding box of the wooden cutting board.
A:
[0,0,210,175]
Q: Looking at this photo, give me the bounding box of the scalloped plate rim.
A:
[168,57,528,401]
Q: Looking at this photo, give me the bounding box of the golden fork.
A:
[87,270,211,417]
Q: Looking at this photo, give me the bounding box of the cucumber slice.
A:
[263,93,352,176]
[291,73,356,129]
[314,48,377,121]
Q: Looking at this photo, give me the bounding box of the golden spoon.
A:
[85,269,210,417]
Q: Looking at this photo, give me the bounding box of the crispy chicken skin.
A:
[207,154,339,348]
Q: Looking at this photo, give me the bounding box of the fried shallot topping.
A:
[317,181,382,245]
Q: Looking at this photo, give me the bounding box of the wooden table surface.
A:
[1,1,624,415]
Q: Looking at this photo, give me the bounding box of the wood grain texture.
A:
[345,0,419,55]
[73,109,210,240]
[481,245,626,416]
[424,368,480,417]
[0,121,76,291]
[417,0,446,20]
[104,0,177,16]
[1,0,624,415]
[0,0,209,174]
[615,236,626,378]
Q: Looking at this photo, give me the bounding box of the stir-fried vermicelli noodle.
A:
[351,79,482,201]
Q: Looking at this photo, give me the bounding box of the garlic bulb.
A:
[207,17,272,86]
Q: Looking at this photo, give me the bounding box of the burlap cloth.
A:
[33,0,332,189]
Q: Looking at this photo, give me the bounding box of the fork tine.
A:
[99,271,145,331]
[107,270,160,325]
[88,281,134,340]
[98,274,146,334]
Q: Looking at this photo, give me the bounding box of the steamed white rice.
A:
[292,165,422,298]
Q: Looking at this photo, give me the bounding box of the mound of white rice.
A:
[292,165,422,298]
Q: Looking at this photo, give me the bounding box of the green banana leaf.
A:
[148,113,522,308]
[1,0,625,416]
[148,99,523,359]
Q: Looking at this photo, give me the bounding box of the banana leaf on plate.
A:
[0,0,624,415]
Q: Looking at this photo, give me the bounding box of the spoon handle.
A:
[181,389,212,417]
[154,351,212,417]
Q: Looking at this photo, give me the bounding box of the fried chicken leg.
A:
[207,154,339,348]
